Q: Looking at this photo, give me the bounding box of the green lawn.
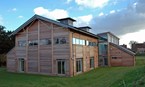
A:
[0,56,145,87]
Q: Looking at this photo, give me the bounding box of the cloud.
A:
[0,15,3,25]
[66,0,72,4]
[75,0,109,8]
[74,14,93,27]
[12,8,17,11]
[34,7,69,20]
[90,0,145,35]
[99,12,104,16]
[18,16,24,19]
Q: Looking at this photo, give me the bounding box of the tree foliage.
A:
[0,25,15,54]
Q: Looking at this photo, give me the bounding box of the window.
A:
[40,39,51,45]
[57,59,66,74]
[54,37,67,44]
[19,58,25,72]
[76,38,80,44]
[85,40,89,46]
[60,37,66,44]
[90,57,94,68]
[76,58,83,73]
[73,38,76,44]
[18,40,26,47]
[29,40,38,46]
[112,57,117,59]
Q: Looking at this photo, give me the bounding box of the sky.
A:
[0,0,145,47]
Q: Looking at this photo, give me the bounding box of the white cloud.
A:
[34,7,69,20]
[110,10,115,14]
[99,12,104,16]
[0,15,3,25]
[66,0,72,4]
[12,8,17,11]
[75,0,109,8]
[74,14,93,27]
[18,16,24,18]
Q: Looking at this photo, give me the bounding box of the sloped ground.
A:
[0,56,144,87]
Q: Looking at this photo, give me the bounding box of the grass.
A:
[0,56,145,87]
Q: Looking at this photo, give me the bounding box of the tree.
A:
[0,25,15,67]
[129,41,138,47]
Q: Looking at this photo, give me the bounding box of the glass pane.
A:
[60,38,66,44]
[62,61,65,74]
[76,38,79,44]
[57,61,61,74]
[73,38,76,44]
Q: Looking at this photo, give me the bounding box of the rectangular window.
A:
[112,57,117,59]
[90,57,94,68]
[57,59,66,74]
[18,40,26,47]
[85,40,89,46]
[73,38,76,44]
[19,58,25,72]
[76,58,83,73]
[28,40,38,46]
[76,38,80,45]
[40,39,51,45]
[54,37,67,44]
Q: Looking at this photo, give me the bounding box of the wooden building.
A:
[7,15,98,77]
[98,32,135,66]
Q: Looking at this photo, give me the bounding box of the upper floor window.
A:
[54,37,67,44]
[40,39,51,45]
[29,40,38,46]
[18,40,26,47]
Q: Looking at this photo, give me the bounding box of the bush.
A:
[0,54,6,67]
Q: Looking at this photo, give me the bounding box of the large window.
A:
[18,40,26,47]
[72,38,97,46]
[57,59,66,74]
[90,57,94,68]
[29,40,38,46]
[76,58,83,73]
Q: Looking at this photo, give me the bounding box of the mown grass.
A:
[0,56,145,87]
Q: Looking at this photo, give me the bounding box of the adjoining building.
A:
[98,32,135,66]
[7,15,99,77]
[131,43,145,54]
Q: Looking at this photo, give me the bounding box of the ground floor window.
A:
[57,59,66,74]
[90,57,94,68]
[76,58,83,73]
[19,58,25,72]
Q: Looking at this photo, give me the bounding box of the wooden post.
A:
[51,23,54,74]
[38,20,40,73]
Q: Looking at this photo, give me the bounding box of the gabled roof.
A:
[11,15,98,39]
[109,42,135,55]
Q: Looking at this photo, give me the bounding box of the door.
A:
[19,58,25,72]
[57,59,66,75]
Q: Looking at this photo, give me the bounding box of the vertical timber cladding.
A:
[53,24,70,76]
[15,28,27,72]
[39,20,52,74]
[72,32,98,75]
[27,20,39,73]
[7,47,16,72]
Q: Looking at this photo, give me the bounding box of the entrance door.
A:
[19,58,25,72]
[57,59,66,74]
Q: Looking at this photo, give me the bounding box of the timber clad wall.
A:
[7,16,98,77]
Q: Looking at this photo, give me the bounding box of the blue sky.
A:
[0,0,145,47]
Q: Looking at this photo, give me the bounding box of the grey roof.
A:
[57,17,76,21]
[109,42,135,55]
[11,15,98,38]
